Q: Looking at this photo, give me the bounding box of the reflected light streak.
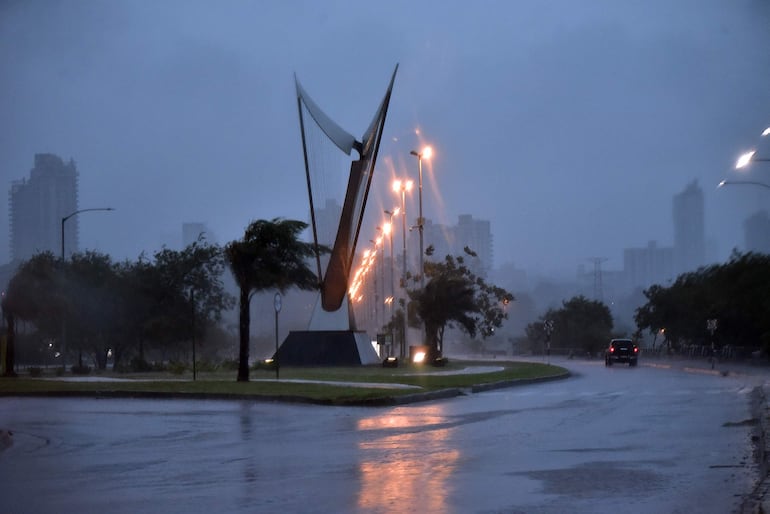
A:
[356,406,459,513]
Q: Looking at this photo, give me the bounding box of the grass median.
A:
[0,360,568,405]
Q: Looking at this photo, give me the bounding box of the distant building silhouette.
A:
[672,180,705,274]
[623,240,674,290]
[423,214,494,277]
[9,154,78,261]
[744,210,770,254]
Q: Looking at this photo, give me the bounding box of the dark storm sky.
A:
[2,0,769,277]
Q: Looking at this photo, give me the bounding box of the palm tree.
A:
[224,218,319,382]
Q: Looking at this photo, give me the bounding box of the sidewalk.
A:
[641,355,770,380]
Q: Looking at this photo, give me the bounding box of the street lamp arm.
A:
[718,179,770,190]
[63,207,115,223]
[61,207,115,259]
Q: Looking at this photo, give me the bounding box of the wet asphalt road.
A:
[0,359,762,514]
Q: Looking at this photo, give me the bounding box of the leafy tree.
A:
[2,253,63,374]
[527,295,613,355]
[112,256,159,369]
[3,253,63,338]
[410,247,513,360]
[635,252,770,353]
[147,240,234,364]
[2,242,233,372]
[1,294,17,377]
[66,251,119,369]
[225,219,320,381]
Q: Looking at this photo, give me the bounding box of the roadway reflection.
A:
[356,406,460,512]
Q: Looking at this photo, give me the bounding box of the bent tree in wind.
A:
[225,218,320,382]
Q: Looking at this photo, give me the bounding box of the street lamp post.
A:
[707,318,718,370]
[369,240,381,329]
[60,207,114,371]
[274,292,281,380]
[383,209,398,357]
[372,234,385,329]
[392,180,413,358]
[409,147,432,289]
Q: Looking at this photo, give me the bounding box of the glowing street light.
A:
[382,210,398,356]
[736,151,755,169]
[409,146,432,289]
[735,128,770,169]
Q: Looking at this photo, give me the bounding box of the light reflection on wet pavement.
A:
[0,360,760,513]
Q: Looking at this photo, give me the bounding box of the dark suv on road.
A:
[605,338,639,367]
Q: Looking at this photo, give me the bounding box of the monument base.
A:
[275,330,380,366]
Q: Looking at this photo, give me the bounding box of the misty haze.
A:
[2,1,770,344]
[3,2,770,513]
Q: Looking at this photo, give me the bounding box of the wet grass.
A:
[0,360,567,405]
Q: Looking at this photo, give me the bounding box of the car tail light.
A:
[609,347,615,353]
[633,347,639,353]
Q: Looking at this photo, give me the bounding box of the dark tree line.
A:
[2,239,233,372]
[526,295,614,356]
[2,217,520,378]
[635,251,770,353]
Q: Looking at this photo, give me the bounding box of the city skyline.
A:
[4,159,757,288]
[1,1,769,278]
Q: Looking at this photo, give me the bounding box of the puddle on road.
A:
[510,461,666,499]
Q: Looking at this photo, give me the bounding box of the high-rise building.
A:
[744,210,770,254]
[9,154,79,261]
[672,180,705,274]
[456,214,494,277]
[623,240,674,290]
[422,214,494,277]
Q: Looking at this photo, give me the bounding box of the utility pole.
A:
[588,257,608,302]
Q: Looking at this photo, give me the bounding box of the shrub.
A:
[28,367,43,377]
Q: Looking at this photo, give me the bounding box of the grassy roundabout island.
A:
[0,360,569,406]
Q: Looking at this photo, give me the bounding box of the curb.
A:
[0,371,573,407]
[470,371,572,393]
[738,386,770,514]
